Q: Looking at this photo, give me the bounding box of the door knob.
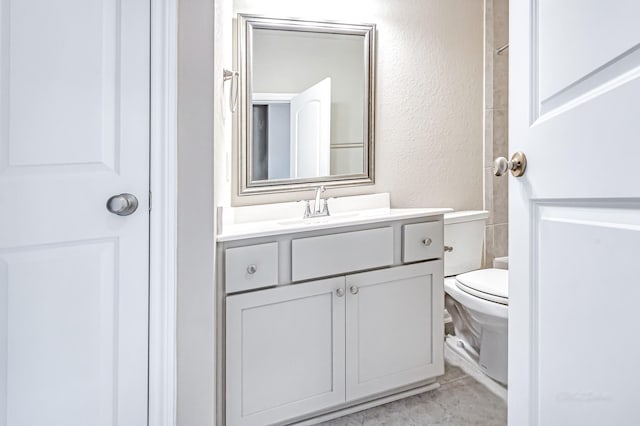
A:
[106,193,139,216]
[493,152,527,177]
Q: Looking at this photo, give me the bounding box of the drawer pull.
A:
[350,285,359,295]
[246,264,257,274]
[444,245,454,252]
[422,238,432,246]
[336,288,345,297]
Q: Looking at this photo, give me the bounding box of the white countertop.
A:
[217,193,451,242]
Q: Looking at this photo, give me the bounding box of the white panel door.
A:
[290,77,331,178]
[510,1,640,424]
[345,262,444,401]
[226,277,346,426]
[0,0,150,425]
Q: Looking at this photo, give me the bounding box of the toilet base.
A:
[444,340,507,402]
[445,333,507,385]
[477,327,508,384]
[445,334,478,365]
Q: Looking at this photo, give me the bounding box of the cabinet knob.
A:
[246,264,257,274]
[422,238,432,246]
[444,246,454,252]
[350,285,359,295]
[336,288,345,297]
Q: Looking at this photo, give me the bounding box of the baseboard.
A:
[291,382,441,425]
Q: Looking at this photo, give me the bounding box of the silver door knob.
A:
[246,264,257,274]
[106,193,139,216]
[422,238,432,246]
[336,288,345,297]
[350,285,359,295]
[494,151,527,177]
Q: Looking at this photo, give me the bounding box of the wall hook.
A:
[223,69,239,113]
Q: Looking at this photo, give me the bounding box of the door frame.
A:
[149,0,178,424]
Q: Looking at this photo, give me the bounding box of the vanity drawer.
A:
[292,227,393,282]
[225,242,279,293]
[403,221,443,263]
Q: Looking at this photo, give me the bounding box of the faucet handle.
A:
[297,200,312,218]
[322,198,331,215]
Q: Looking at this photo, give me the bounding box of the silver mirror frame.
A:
[237,14,376,195]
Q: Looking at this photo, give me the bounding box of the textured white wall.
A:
[226,0,483,210]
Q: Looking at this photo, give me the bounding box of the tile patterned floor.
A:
[317,363,507,426]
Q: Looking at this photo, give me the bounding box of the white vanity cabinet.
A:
[219,214,446,426]
[226,277,346,426]
[345,261,443,401]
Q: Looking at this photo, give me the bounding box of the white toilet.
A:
[443,211,508,385]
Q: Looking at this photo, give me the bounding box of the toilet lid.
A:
[456,268,508,304]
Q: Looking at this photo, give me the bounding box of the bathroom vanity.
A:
[217,194,450,425]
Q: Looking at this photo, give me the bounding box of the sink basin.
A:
[277,211,361,226]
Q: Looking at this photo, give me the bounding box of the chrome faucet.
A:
[313,186,325,214]
[302,186,330,218]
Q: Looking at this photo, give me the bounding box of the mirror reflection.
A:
[252,29,365,180]
[238,15,375,194]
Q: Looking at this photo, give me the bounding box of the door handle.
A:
[106,193,139,216]
[494,152,527,177]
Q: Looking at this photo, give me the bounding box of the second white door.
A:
[0,0,151,424]
[290,77,332,178]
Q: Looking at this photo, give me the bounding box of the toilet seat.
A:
[455,268,508,305]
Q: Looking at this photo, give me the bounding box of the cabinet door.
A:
[226,277,346,426]
[345,262,444,400]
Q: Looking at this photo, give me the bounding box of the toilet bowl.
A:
[444,269,508,384]
[443,211,509,385]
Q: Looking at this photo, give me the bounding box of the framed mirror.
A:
[237,14,376,195]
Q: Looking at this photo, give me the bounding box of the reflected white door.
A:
[0,0,150,425]
[510,1,640,425]
[290,77,331,178]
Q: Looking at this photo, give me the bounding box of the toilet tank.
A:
[444,210,489,277]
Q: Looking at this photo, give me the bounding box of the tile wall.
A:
[483,0,509,267]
